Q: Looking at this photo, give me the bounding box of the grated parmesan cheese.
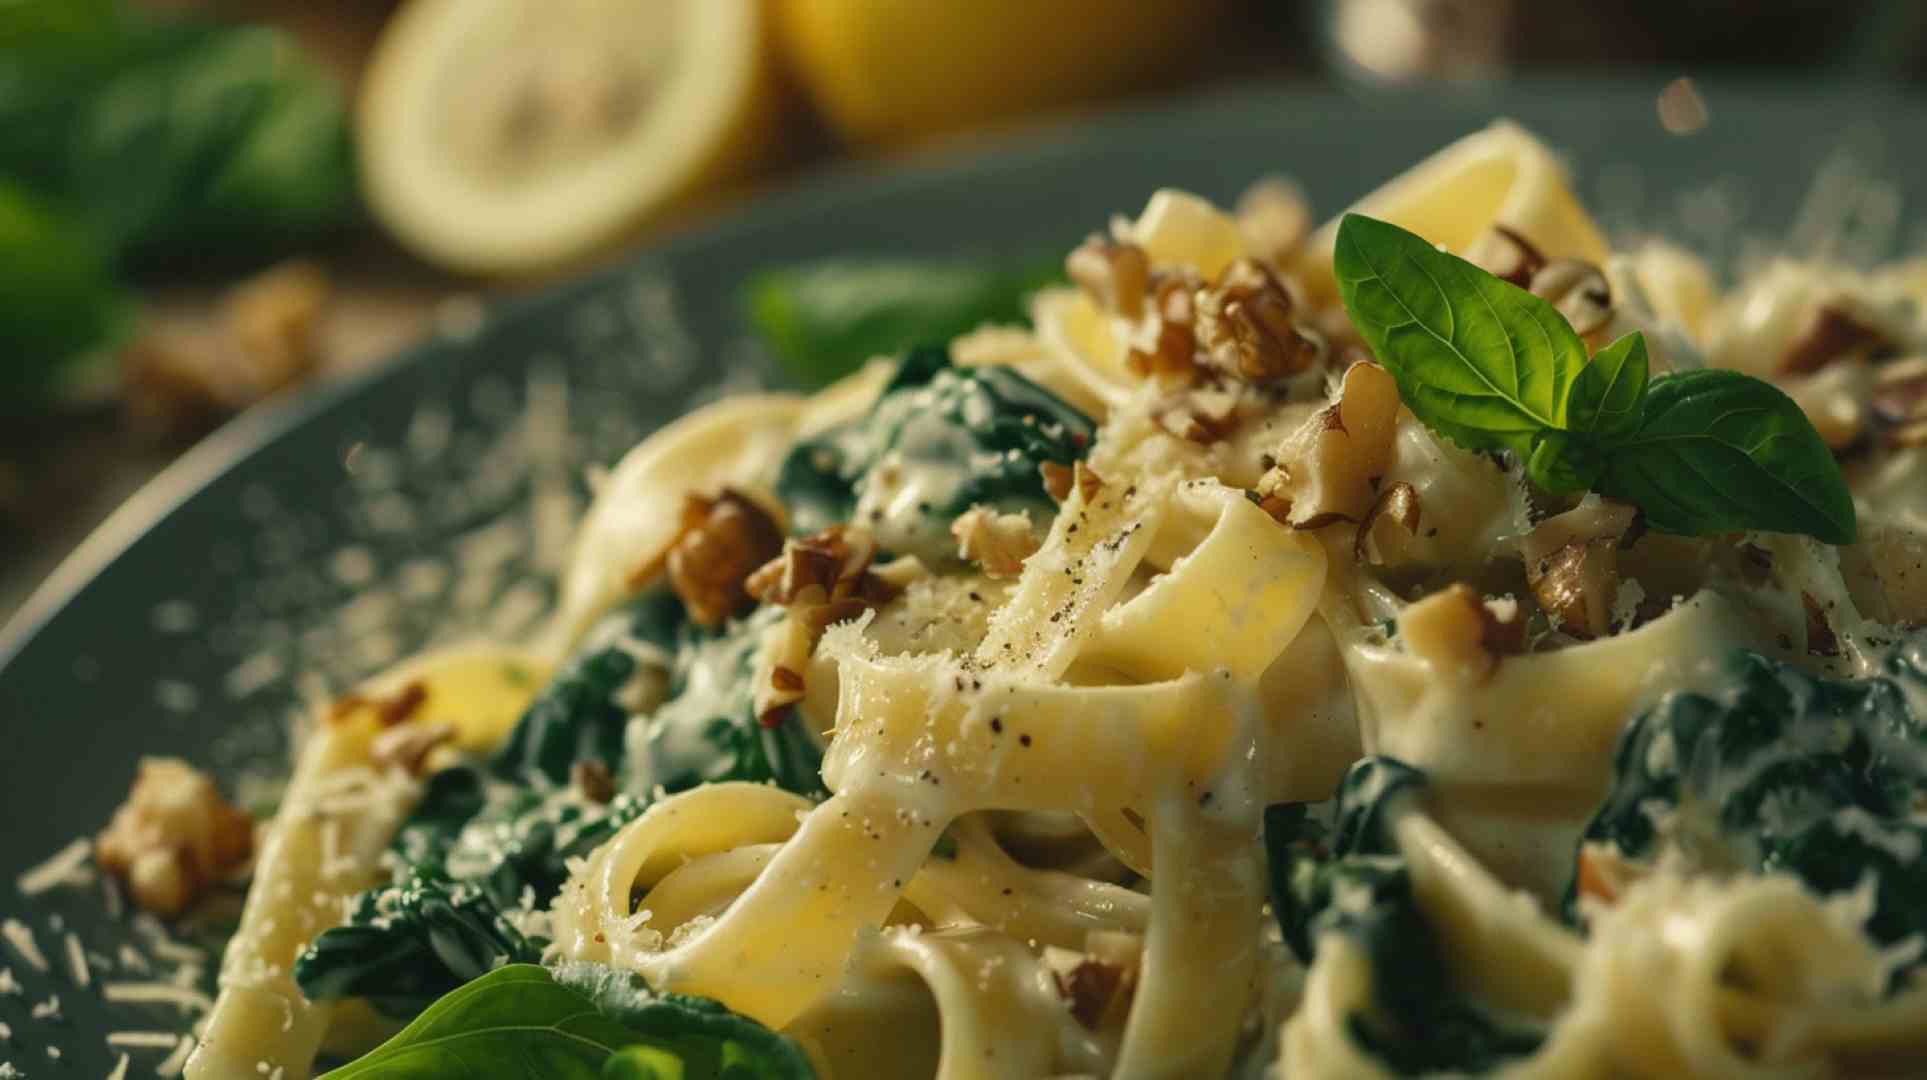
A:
[156,1036,193,1078]
[107,1053,130,1080]
[104,1034,177,1050]
[0,1022,8,1040]
[64,933,89,989]
[15,840,94,897]
[0,968,16,994]
[116,946,149,974]
[102,982,213,1014]
[1,920,48,973]
[0,1063,20,1078]
[30,996,59,1021]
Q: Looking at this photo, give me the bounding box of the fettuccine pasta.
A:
[166,121,1927,1080]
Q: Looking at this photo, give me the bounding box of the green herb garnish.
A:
[1333,214,1856,544]
[319,964,814,1079]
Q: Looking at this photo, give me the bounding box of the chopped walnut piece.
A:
[1779,303,1893,376]
[951,506,1040,578]
[1256,361,1400,528]
[1066,235,1150,320]
[95,758,253,919]
[1399,584,1523,683]
[1151,381,1248,445]
[1354,481,1421,564]
[1528,542,1618,639]
[1802,592,1841,657]
[1468,225,1548,288]
[746,525,884,607]
[371,721,456,775]
[1040,461,1074,503]
[1194,259,1321,383]
[1528,258,1613,337]
[1574,841,1650,908]
[746,525,919,722]
[1519,499,1640,638]
[662,489,786,628]
[375,680,428,727]
[1737,542,1776,586]
[326,679,430,729]
[1047,931,1142,1031]
[1124,271,1203,384]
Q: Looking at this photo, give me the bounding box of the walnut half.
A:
[653,489,786,628]
[1256,360,1400,528]
[95,758,253,919]
[1193,259,1322,383]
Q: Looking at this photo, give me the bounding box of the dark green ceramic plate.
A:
[1,79,1923,1069]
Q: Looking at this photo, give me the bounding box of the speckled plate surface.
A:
[2,78,1924,1071]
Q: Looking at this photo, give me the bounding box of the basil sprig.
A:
[1334,214,1856,544]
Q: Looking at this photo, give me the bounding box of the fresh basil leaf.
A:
[318,965,644,1079]
[1569,331,1648,439]
[320,964,817,1080]
[603,1046,687,1080]
[1596,368,1857,543]
[555,963,815,1080]
[1525,429,1601,496]
[1334,213,1586,454]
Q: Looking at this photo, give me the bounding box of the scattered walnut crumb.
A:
[571,759,616,804]
[951,506,1040,578]
[1125,270,1204,383]
[1354,481,1421,564]
[95,758,253,919]
[1050,930,1142,1031]
[1040,461,1074,503]
[745,525,920,722]
[1802,592,1840,657]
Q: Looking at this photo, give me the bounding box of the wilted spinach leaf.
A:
[1266,757,1544,1074]
[1574,633,1927,953]
[777,345,1093,556]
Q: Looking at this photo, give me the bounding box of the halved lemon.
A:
[775,0,1225,148]
[358,0,780,275]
